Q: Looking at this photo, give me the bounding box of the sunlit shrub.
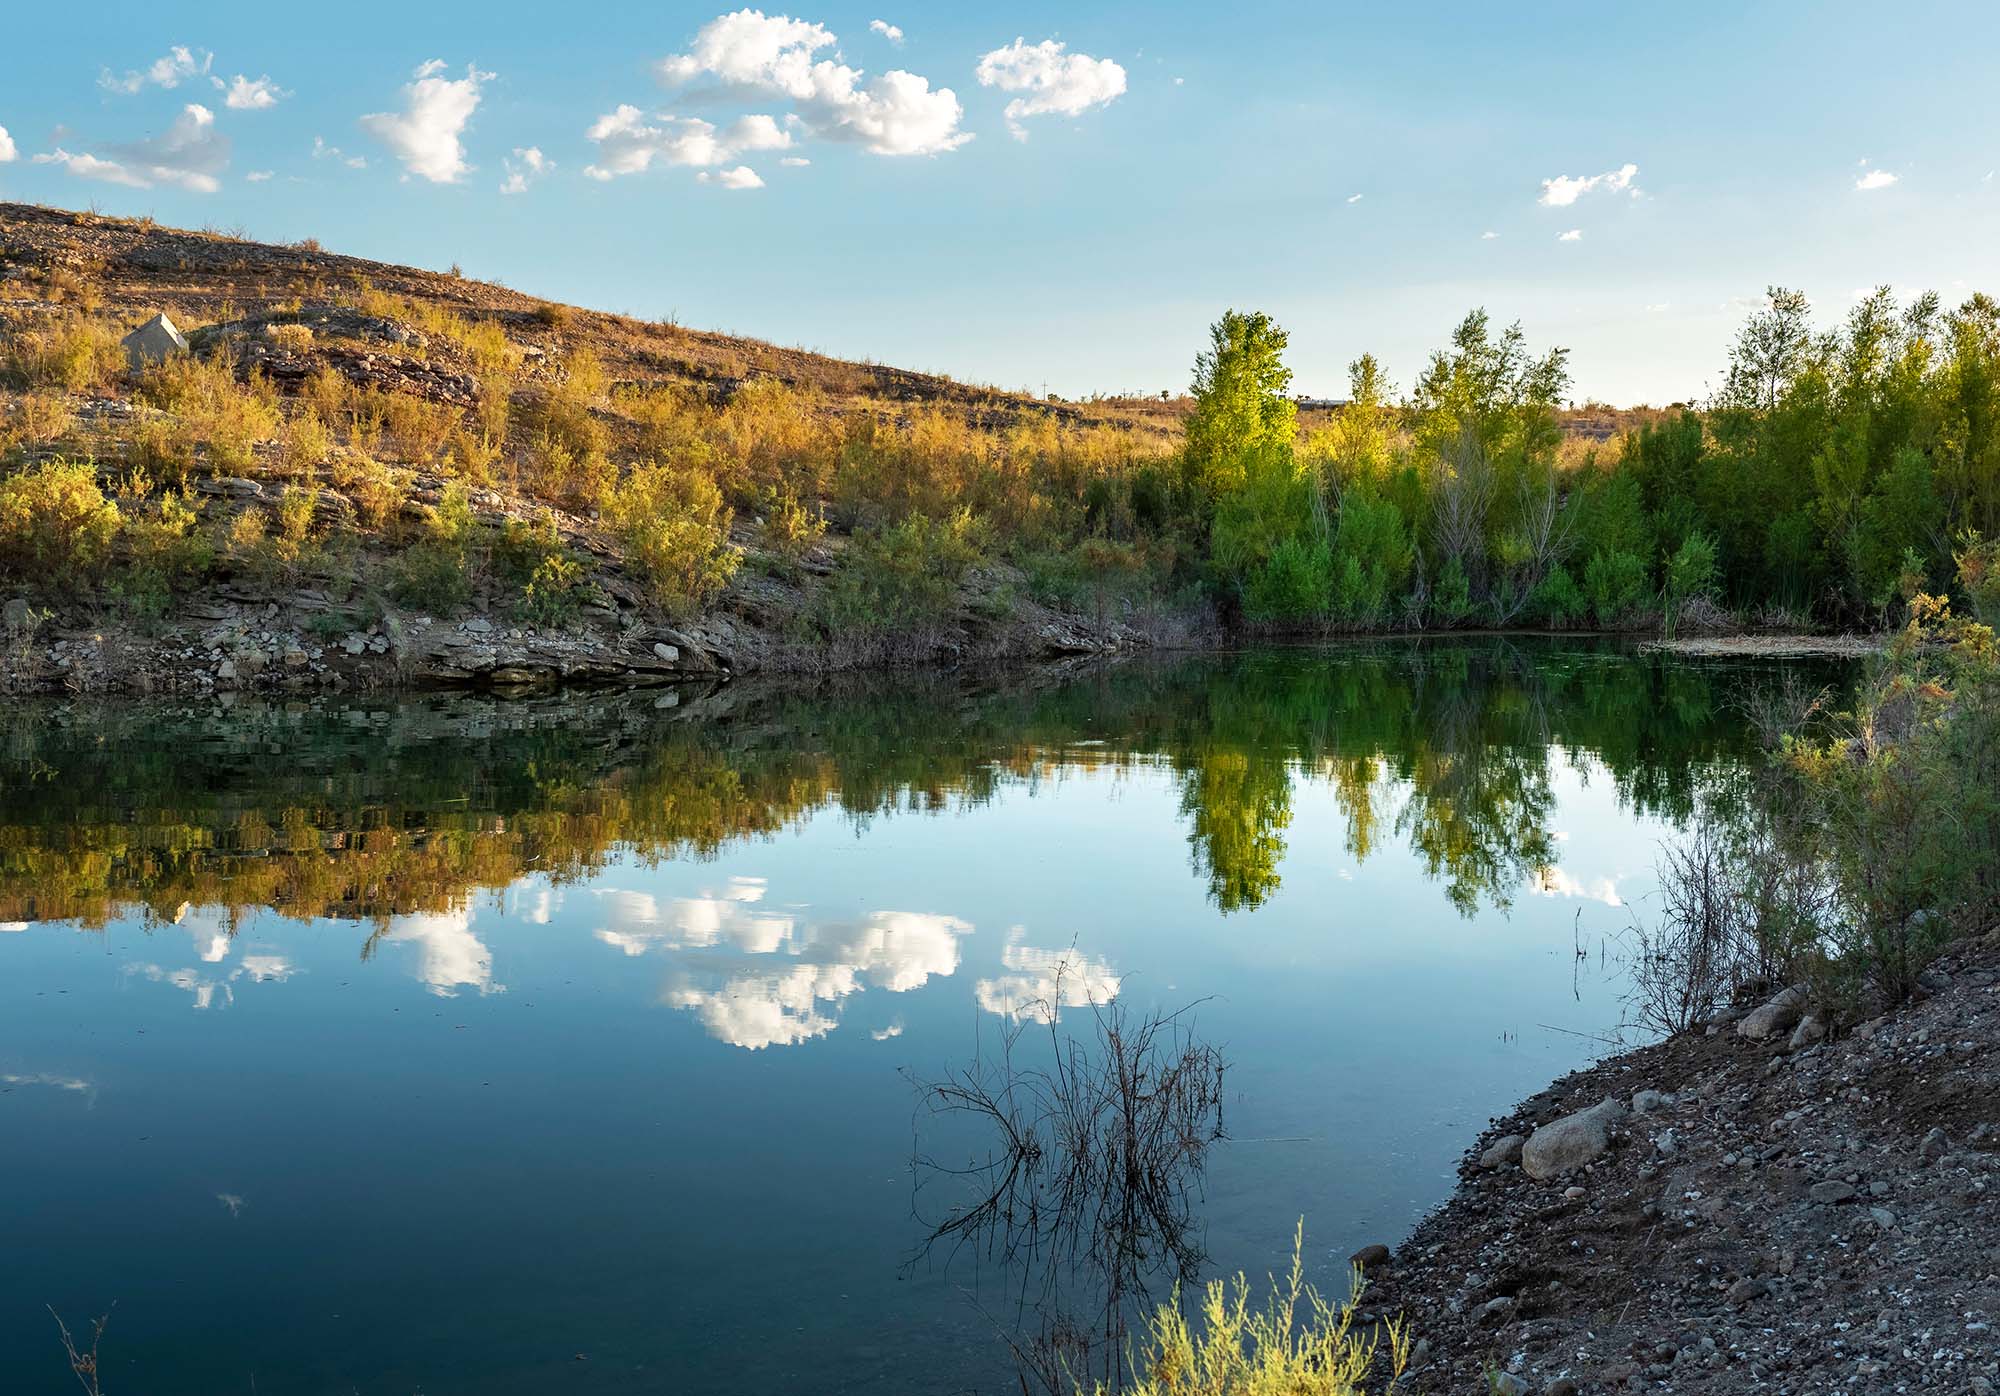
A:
[602,463,739,615]
[135,353,279,475]
[1093,1226,1407,1396]
[7,316,124,393]
[0,459,121,580]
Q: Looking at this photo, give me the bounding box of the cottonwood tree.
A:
[1184,310,1297,498]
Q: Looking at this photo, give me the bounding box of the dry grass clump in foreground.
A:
[1093,1226,1408,1396]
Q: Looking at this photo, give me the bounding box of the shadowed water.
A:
[0,640,1841,1393]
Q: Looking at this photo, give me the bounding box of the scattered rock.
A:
[1738,985,1809,1040]
[1348,1242,1390,1271]
[1490,1375,1529,1396]
[1921,1126,1952,1160]
[1808,1179,1858,1204]
[1788,1013,1827,1050]
[1521,1097,1626,1180]
[1726,1276,1770,1305]
[1630,1089,1670,1114]
[1479,1134,1525,1170]
[653,642,680,663]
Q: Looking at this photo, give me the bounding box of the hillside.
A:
[0,202,1199,695]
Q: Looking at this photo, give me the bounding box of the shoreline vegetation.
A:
[3,201,1997,694]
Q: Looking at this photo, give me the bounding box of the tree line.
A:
[1174,288,2000,632]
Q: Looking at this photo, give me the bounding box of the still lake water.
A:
[1,640,1832,1393]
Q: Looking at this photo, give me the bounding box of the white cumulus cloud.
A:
[1538,161,1638,207]
[499,145,552,194]
[0,127,15,163]
[359,60,491,183]
[869,19,903,43]
[583,105,790,180]
[655,9,969,157]
[220,74,287,110]
[1854,168,1899,191]
[975,37,1127,140]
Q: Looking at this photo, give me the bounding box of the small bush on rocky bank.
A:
[0,459,120,581]
[1092,1226,1406,1396]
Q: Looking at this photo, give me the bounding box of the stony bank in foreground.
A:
[1355,933,2000,1395]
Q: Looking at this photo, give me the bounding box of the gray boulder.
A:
[1522,1097,1626,1180]
[1738,986,1809,1040]
[1788,1013,1827,1050]
[1479,1133,1526,1170]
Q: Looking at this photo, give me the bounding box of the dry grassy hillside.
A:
[0,202,1197,696]
[0,201,1173,441]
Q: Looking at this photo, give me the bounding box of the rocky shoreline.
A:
[0,586,1178,696]
[1359,933,1999,1395]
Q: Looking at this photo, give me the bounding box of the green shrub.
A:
[822,509,982,634]
[601,464,739,615]
[1584,547,1650,624]
[113,487,212,617]
[0,459,121,580]
[1530,563,1587,627]
[1244,535,1331,622]
[389,483,477,610]
[496,514,588,626]
[1788,587,2000,1002]
[1329,491,1412,624]
[1431,554,1473,625]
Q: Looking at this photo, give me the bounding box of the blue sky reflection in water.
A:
[0,642,1840,1393]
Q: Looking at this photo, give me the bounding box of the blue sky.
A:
[3,1,1997,404]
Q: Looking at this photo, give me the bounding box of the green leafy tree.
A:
[1184,311,1297,498]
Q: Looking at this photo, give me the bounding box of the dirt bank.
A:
[1362,933,2000,1395]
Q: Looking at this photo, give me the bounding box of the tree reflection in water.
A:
[0,639,1841,938]
[908,988,1227,1393]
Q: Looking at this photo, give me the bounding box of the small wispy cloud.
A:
[312,136,366,170]
[868,19,903,44]
[697,164,765,190]
[499,145,551,195]
[1480,230,1498,240]
[1345,192,1362,204]
[101,45,212,95]
[1645,301,1670,312]
[1558,228,1582,242]
[1854,168,1899,191]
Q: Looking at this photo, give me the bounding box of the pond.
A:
[0,640,1840,1393]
